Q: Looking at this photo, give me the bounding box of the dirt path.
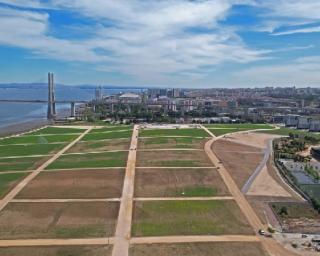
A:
[0,235,259,247]
[112,125,139,256]
[11,198,120,203]
[0,238,114,247]
[200,125,216,137]
[130,235,259,244]
[0,128,92,213]
[136,166,214,169]
[134,196,234,201]
[138,148,203,152]
[203,131,298,256]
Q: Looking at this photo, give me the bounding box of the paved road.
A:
[0,128,92,212]
[112,125,139,256]
[204,135,298,256]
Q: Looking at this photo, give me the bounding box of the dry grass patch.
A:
[138,137,208,150]
[134,168,229,197]
[130,242,269,256]
[67,139,131,153]
[0,246,112,256]
[212,140,264,188]
[137,150,212,167]
[0,202,119,239]
[17,169,124,199]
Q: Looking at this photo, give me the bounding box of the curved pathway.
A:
[203,128,298,256]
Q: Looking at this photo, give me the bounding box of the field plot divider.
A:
[200,125,216,138]
[112,125,139,256]
[0,128,92,212]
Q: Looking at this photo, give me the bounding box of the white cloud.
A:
[272,26,320,36]
[261,0,320,20]
[255,0,320,34]
[233,56,320,86]
[0,0,266,83]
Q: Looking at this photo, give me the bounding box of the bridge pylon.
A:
[47,72,56,120]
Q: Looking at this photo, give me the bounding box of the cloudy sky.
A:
[0,0,320,87]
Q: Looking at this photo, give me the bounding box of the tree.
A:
[279,206,288,216]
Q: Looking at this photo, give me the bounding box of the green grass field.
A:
[177,186,217,197]
[208,128,248,136]
[0,156,48,171]
[205,123,273,129]
[29,127,84,135]
[46,151,128,169]
[0,134,78,145]
[0,143,65,157]
[205,124,274,136]
[0,173,27,198]
[140,128,209,138]
[89,126,133,133]
[81,130,133,141]
[258,127,320,138]
[132,200,253,236]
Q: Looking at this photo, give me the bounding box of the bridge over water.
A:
[0,73,89,119]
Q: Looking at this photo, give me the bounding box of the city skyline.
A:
[0,0,320,87]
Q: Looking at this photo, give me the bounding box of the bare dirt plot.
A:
[223,132,279,149]
[17,169,125,199]
[247,164,291,197]
[134,168,230,197]
[212,140,264,188]
[66,139,131,153]
[132,200,254,236]
[138,137,208,150]
[0,202,119,239]
[137,150,212,167]
[0,246,111,256]
[129,242,269,256]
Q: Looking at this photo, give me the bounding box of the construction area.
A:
[0,123,319,255]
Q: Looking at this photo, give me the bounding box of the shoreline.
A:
[0,119,49,137]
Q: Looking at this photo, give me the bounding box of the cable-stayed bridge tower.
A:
[47,72,56,119]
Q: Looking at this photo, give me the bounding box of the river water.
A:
[0,85,143,129]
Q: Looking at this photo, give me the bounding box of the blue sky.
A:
[0,0,320,87]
